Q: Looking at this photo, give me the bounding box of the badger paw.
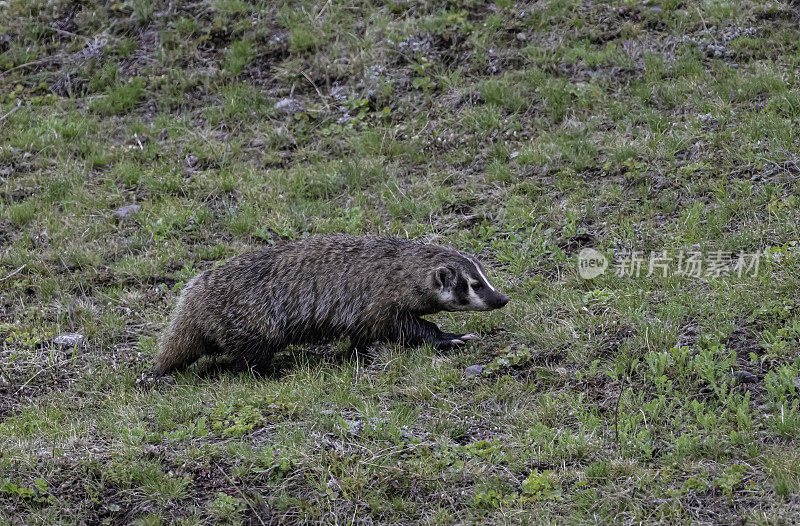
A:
[435,333,479,350]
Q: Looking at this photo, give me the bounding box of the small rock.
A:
[793,377,800,390]
[275,98,303,115]
[465,365,483,378]
[114,204,140,222]
[733,370,758,384]
[53,333,84,348]
[515,32,528,41]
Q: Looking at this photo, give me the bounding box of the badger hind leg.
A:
[345,338,379,363]
[154,275,215,377]
[226,334,281,376]
[154,321,211,376]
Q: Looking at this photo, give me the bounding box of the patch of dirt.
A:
[0,339,87,419]
[559,231,597,255]
[591,320,637,357]
[680,489,740,524]
[0,220,15,248]
[0,186,39,203]
[725,322,762,361]
[724,321,768,402]
[577,372,618,410]
[678,322,701,348]
[0,335,150,420]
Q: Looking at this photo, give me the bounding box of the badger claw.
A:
[459,333,479,341]
[433,339,457,350]
[434,336,477,350]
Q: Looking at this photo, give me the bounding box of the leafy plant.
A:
[483,346,533,375]
[521,470,561,501]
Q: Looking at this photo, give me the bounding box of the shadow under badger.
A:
[154,235,508,375]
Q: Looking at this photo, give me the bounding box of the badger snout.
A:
[485,291,509,310]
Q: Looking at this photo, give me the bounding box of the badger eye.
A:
[471,281,484,291]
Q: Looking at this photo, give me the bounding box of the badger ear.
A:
[434,266,456,290]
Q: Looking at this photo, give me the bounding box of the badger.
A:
[154,234,508,375]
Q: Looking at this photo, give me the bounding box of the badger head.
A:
[432,254,508,312]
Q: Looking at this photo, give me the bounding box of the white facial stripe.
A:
[467,282,487,308]
[467,257,497,292]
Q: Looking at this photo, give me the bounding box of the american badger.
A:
[154,235,508,375]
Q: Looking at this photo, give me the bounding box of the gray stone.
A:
[465,365,483,378]
[114,204,140,221]
[53,333,84,348]
[275,98,303,114]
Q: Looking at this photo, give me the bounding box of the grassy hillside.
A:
[2,0,800,523]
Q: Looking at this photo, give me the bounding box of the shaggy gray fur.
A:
[154,235,507,375]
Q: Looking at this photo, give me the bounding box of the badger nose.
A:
[492,293,509,309]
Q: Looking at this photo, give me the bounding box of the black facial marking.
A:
[454,275,470,305]
[436,266,456,290]
[481,287,509,309]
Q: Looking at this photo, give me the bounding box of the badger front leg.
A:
[398,316,478,350]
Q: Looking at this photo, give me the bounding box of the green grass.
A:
[2,0,800,523]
